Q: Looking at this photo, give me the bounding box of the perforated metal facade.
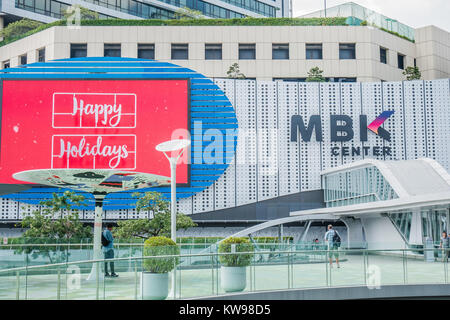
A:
[0,73,449,220]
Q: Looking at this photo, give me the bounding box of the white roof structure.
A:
[293,158,450,218]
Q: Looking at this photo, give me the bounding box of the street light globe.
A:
[155,139,191,153]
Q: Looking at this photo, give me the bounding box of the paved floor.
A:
[0,252,448,300]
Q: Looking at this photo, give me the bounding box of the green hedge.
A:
[0,16,414,48]
[77,17,348,27]
[0,21,61,47]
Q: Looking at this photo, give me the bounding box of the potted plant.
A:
[141,236,179,300]
[218,237,254,293]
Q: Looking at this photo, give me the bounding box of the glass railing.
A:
[0,247,448,300]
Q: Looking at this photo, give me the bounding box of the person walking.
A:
[324,224,341,268]
[102,223,118,277]
[440,231,449,262]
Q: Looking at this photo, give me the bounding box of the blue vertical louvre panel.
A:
[0,57,238,210]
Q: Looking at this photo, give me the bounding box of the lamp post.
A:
[156,139,190,299]
[155,139,191,242]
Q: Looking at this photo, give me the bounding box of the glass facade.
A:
[388,212,413,242]
[323,165,398,207]
[422,208,450,243]
[218,0,276,17]
[388,207,450,245]
[300,2,415,41]
[15,0,255,20]
[15,0,110,19]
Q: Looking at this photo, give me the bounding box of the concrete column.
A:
[409,209,423,246]
[341,217,366,249]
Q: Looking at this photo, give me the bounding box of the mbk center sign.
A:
[291,111,395,157]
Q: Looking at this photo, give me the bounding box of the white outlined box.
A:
[51,134,136,170]
[52,92,137,129]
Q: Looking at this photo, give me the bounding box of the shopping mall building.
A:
[0,3,449,249]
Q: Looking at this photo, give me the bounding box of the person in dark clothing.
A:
[103,223,118,277]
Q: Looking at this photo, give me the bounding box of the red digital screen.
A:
[0,79,189,184]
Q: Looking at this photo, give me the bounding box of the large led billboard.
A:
[0,79,189,184]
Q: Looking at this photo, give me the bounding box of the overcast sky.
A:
[293,0,450,31]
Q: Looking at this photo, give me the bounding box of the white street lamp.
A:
[156,138,190,299]
[155,139,191,243]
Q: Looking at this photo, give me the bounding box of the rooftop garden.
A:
[0,15,413,48]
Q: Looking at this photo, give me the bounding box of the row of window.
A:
[2,48,45,69]
[3,44,410,71]
[380,47,407,70]
[67,42,360,60]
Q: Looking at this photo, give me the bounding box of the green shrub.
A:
[218,237,254,267]
[143,236,180,273]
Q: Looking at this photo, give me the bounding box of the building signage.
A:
[291,111,395,156]
[0,79,189,184]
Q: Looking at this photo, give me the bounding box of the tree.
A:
[62,5,99,21]
[227,63,246,79]
[174,7,204,19]
[113,192,197,239]
[403,66,421,81]
[306,67,326,82]
[0,19,43,41]
[16,191,91,263]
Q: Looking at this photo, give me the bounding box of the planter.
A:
[141,272,169,300]
[220,266,247,293]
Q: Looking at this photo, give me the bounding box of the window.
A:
[306,43,323,60]
[239,44,256,60]
[329,77,357,83]
[339,43,356,59]
[2,60,10,69]
[171,44,188,60]
[205,44,222,60]
[104,44,121,57]
[19,54,27,66]
[37,48,45,62]
[70,44,87,58]
[272,43,289,60]
[273,78,307,82]
[398,53,405,70]
[380,47,387,64]
[414,58,417,67]
[138,44,155,59]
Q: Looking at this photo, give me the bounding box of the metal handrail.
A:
[0,247,443,275]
